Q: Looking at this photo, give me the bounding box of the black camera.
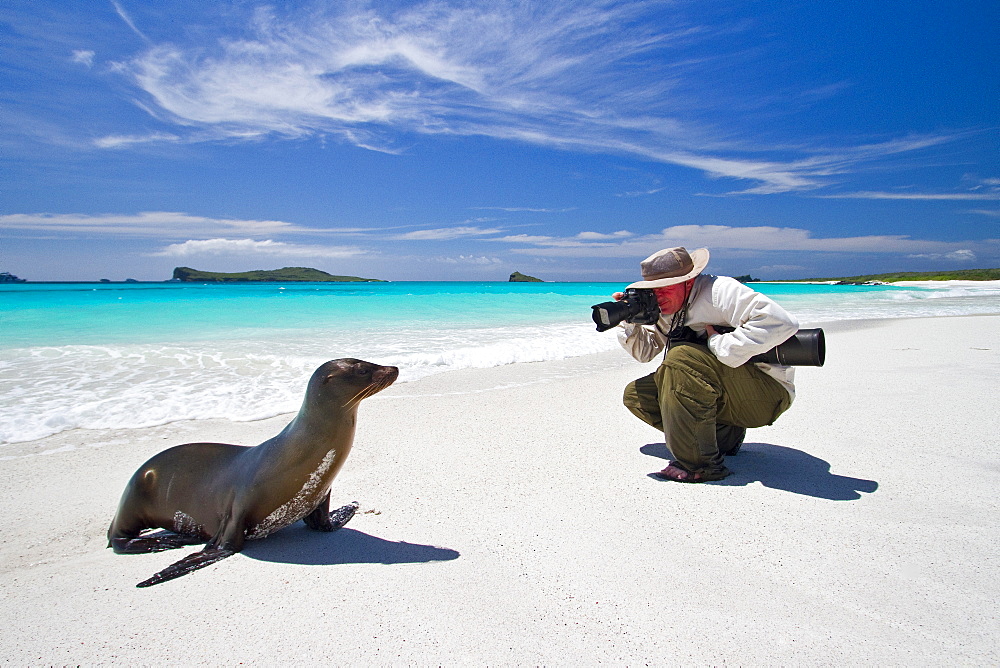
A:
[591,288,660,332]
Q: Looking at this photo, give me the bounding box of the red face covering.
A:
[652,280,692,315]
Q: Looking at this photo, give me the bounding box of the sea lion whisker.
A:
[343,382,381,408]
[342,388,368,409]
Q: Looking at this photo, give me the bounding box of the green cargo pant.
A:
[623,342,791,477]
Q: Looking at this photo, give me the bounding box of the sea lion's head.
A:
[307,358,399,409]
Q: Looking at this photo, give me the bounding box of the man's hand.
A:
[612,291,624,301]
[705,324,718,337]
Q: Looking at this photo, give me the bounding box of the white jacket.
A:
[618,274,799,400]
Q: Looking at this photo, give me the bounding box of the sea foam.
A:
[0,322,618,444]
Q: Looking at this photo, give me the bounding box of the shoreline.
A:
[4,311,1000,449]
[2,314,999,663]
[6,278,1000,285]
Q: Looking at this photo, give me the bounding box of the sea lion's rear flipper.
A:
[303,495,359,532]
[136,546,235,588]
[110,532,204,554]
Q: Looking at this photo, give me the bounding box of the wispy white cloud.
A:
[618,187,665,197]
[501,224,995,258]
[491,233,586,247]
[7,211,992,263]
[436,254,503,265]
[391,225,504,241]
[815,191,1000,201]
[71,50,95,67]
[109,0,150,43]
[471,206,576,213]
[758,264,807,273]
[150,238,367,258]
[906,249,977,262]
[576,230,632,240]
[98,1,954,194]
[0,211,323,237]
[93,132,181,148]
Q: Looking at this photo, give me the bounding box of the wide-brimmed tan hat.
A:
[626,247,709,289]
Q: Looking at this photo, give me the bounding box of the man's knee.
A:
[622,380,639,410]
[622,374,662,430]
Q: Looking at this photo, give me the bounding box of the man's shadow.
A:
[242,525,460,566]
[640,442,878,500]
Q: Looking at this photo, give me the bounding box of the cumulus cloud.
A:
[151,238,367,258]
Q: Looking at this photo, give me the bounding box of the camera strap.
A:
[664,298,691,352]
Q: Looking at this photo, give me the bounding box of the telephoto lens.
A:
[750,328,826,366]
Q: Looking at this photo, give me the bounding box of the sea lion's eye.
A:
[355,367,370,376]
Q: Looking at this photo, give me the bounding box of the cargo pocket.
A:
[719,364,787,428]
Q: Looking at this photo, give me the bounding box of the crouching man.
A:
[617,247,798,482]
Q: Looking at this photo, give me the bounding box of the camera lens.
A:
[591,299,638,332]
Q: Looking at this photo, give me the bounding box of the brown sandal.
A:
[652,462,732,483]
[652,463,703,483]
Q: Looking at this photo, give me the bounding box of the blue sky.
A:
[1,0,997,281]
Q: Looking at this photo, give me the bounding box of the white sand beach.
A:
[1,315,998,665]
[891,279,1000,288]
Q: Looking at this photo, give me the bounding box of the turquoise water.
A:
[2,279,999,444]
[2,281,624,348]
[6,279,997,348]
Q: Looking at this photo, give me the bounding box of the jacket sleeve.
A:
[617,322,667,363]
[704,277,799,368]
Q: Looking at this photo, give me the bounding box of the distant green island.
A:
[172,267,384,282]
[509,271,543,282]
[789,268,1000,283]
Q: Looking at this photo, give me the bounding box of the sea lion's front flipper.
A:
[136,546,235,588]
[303,495,359,532]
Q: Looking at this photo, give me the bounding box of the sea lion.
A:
[107,358,398,588]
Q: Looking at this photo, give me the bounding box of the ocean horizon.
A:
[3,279,999,445]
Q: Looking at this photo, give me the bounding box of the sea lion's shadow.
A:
[640,442,878,501]
[242,526,460,566]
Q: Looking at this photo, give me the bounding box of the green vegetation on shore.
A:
[508,271,543,282]
[790,268,1000,283]
[172,267,384,282]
